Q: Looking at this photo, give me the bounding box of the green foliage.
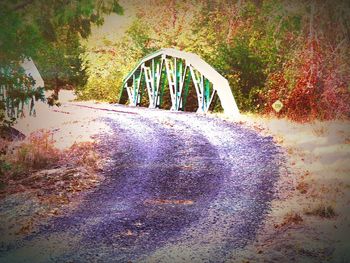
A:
[126,20,154,55]
[77,18,157,102]
[77,0,350,120]
[0,63,45,124]
[0,160,12,178]
[76,51,124,102]
[215,40,266,112]
[35,32,88,106]
[0,0,123,125]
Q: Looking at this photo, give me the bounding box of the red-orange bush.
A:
[263,71,289,116]
[263,39,350,122]
[319,65,350,120]
[285,41,323,122]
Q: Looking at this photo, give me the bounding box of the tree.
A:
[35,30,88,107]
[77,0,350,120]
[0,0,123,125]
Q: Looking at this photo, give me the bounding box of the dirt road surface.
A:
[0,103,284,262]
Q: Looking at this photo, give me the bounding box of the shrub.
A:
[76,50,124,102]
[216,40,267,112]
[6,130,61,175]
[262,71,290,116]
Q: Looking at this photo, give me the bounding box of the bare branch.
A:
[12,0,35,11]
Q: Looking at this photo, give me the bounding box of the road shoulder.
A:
[223,114,350,263]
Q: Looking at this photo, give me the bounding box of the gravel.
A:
[0,105,284,263]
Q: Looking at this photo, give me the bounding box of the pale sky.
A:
[84,0,139,48]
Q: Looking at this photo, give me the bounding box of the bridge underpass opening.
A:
[119,48,239,117]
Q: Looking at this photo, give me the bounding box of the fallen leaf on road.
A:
[144,199,194,205]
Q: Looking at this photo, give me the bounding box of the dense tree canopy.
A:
[80,0,350,121]
[1,0,350,123]
[0,0,123,125]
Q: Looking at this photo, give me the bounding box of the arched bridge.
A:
[119,48,240,116]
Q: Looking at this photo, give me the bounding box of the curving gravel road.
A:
[0,105,283,263]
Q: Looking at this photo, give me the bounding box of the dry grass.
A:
[296,181,309,194]
[60,141,101,171]
[274,212,304,229]
[223,115,350,262]
[311,125,327,137]
[3,130,61,178]
[1,130,101,178]
[0,130,105,235]
[304,204,337,219]
[345,137,350,144]
[0,129,103,205]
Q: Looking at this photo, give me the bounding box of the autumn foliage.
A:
[77,0,350,122]
[1,130,101,179]
[263,39,350,122]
